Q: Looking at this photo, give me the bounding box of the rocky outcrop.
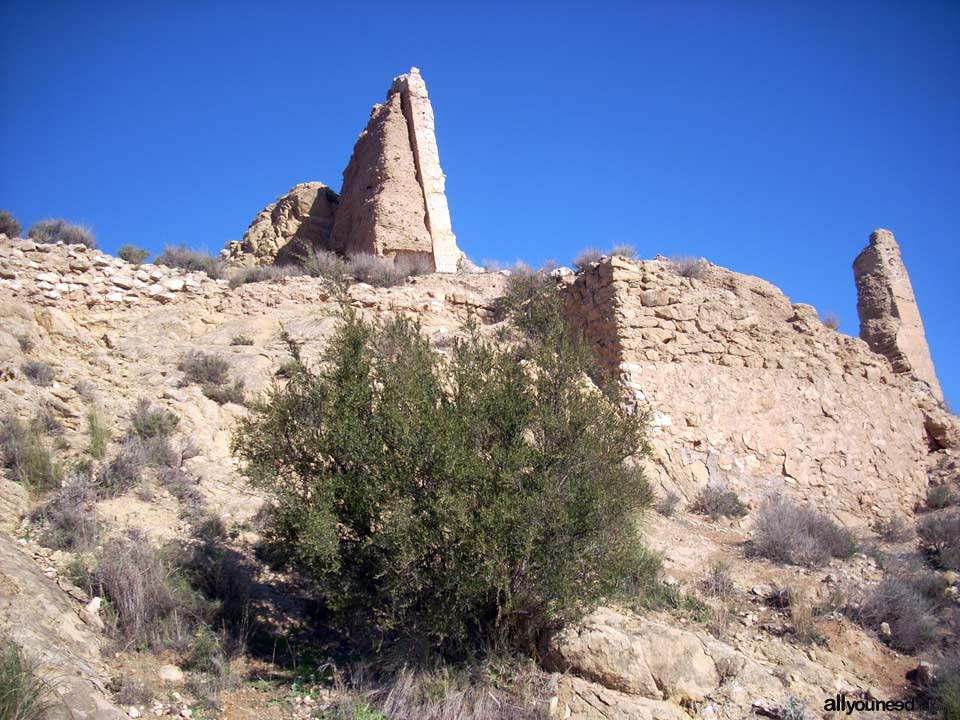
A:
[222,182,339,267]
[331,67,464,272]
[854,228,943,401]
[564,254,948,520]
[0,533,124,720]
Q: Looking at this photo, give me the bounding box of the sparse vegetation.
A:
[96,400,180,498]
[117,244,150,265]
[27,218,97,248]
[37,472,99,551]
[297,248,349,293]
[820,312,841,331]
[856,577,939,652]
[0,210,21,239]
[572,247,603,271]
[345,252,431,287]
[16,335,33,353]
[234,289,655,655]
[873,516,912,543]
[0,638,52,720]
[74,380,97,401]
[0,414,62,491]
[927,484,957,510]
[130,398,179,440]
[668,256,707,279]
[917,509,960,570]
[155,244,225,279]
[87,406,111,459]
[656,490,681,517]
[20,361,55,387]
[609,244,637,260]
[230,335,254,346]
[178,351,245,405]
[751,495,857,566]
[228,264,300,288]
[691,486,749,520]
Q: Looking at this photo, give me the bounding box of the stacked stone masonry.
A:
[564,255,957,522]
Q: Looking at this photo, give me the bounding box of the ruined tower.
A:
[853,228,943,400]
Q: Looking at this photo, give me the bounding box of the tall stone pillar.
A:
[854,229,943,400]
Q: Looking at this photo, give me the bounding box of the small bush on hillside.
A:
[87,406,111,459]
[691,486,749,520]
[16,335,33,353]
[856,577,939,652]
[572,247,603,271]
[227,264,299,289]
[927,484,957,510]
[918,510,960,571]
[752,496,857,566]
[230,335,254,346]
[0,415,62,491]
[155,244,224,279]
[820,312,841,331]
[117,244,150,265]
[656,490,681,517]
[0,211,21,239]
[873,516,912,543]
[130,398,179,440]
[96,437,148,498]
[90,533,210,651]
[179,351,230,387]
[202,380,246,406]
[74,380,97,401]
[609,244,637,260]
[27,219,97,248]
[297,248,349,293]
[0,639,52,720]
[346,253,431,287]
[38,472,99,551]
[234,294,654,654]
[20,361,55,387]
[30,409,63,437]
[668,256,707,279]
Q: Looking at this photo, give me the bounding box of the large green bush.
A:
[233,278,655,656]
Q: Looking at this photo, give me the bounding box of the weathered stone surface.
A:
[854,228,942,400]
[564,253,956,520]
[332,68,464,272]
[0,533,124,720]
[223,182,339,267]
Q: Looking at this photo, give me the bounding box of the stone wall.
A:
[565,256,954,521]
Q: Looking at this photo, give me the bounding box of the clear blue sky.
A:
[2,1,958,406]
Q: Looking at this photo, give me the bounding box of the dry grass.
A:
[820,312,841,331]
[155,245,224,279]
[38,472,100,551]
[572,248,603,271]
[667,256,707,279]
[230,335,254,346]
[227,264,300,288]
[346,253,431,287]
[927,484,957,510]
[655,490,681,517]
[20,361,55,387]
[87,406,111,459]
[856,577,938,652]
[0,210,21,239]
[0,414,62,491]
[117,245,150,265]
[751,495,857,566]
[873,516,912,543]
[27,218,96,248]
[917,509,960,570]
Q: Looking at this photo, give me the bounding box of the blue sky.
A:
[1,1,958,406]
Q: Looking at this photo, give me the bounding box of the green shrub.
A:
[0,415,62,491]
[155,244,224,279]
[87,406,111,459]
[0,211,21,239]
[118,244,150,265]
[27,219,96,248]
[234,296,654,654]
[0,639,52,720]
[691,486,749,520]
[752,496,857,566]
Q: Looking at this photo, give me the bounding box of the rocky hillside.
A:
[1,231,958,720]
